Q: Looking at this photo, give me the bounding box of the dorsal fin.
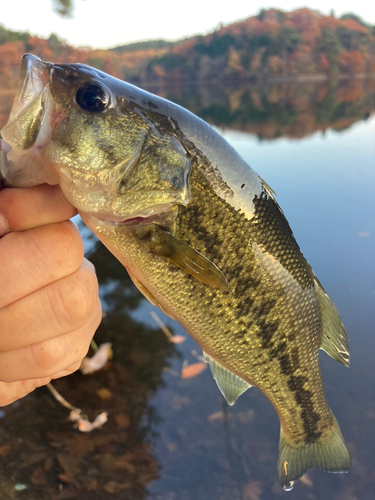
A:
[203,352,252,405]
[314,279,349,367]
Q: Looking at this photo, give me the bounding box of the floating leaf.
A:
[30,466,47,486]
[169,335,186,344]
[243,481,262,500]
[300,473,313,487]
[114,413,131,429]
[168,395,190,411]
[69,409,108,433]
[236,409,255,424]
[0,444,10,458]
[96,387,113,400]
[181,362,207,379]
[80,343,113,374]
[208,410,225,423]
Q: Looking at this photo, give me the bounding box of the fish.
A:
[0,54,350,490]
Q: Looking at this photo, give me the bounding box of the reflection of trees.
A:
[0,235,175,499]
[1,78,374,141]
[146,79,375,140]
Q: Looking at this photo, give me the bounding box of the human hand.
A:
[0,184,102,406]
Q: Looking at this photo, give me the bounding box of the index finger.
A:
[0,184,77,236]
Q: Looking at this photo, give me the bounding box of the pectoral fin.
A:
[203,352,251,405]
[314,279,349,367]
[149,226,230,291]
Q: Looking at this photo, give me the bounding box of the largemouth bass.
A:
[0,54,350,489]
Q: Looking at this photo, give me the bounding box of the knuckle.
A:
[23,221,84,280]
[0,188,18,221]
[51,221,84,268]
[30,331,91,376]
[51,362,82,379]
[30,337,67,374]
[68,336,91,368]
[48,264,99,329]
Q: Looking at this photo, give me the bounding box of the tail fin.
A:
[277,413,350,490]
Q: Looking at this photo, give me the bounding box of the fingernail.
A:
[0,213,9,237]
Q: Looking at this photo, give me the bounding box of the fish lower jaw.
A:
[86,203,177,227]
[0,144,59,188]
[118,212,168,226]
[86,213,167,231]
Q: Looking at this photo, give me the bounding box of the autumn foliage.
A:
[142,8,375,82]
[339,50,365,73]
[0,8,374,87]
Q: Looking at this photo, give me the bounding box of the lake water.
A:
[0,79,374,500]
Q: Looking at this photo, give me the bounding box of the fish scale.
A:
[175,168,328,439]
[87,164,336,447]
[0,54,350,490]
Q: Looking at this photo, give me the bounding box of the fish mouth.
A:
[9,54,51,123]
[1,54,52,152]
[0,55,61,187]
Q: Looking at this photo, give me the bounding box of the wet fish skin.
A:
[1,54,350,489]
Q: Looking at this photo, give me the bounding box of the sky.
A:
[1,0,375,49]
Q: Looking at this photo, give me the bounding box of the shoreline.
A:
[132,72,375,88]
[0,73,374,93]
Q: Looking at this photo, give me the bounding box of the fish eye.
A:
[75,83,110,113]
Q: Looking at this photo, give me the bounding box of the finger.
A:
[0,360,86,407]
[0,259,99,351]
[51,361,83,379]
[0,377,52,407]
[0,184,77,237]
[0,300,102,382]
[0,220,84,308]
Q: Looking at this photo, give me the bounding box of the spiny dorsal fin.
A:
[203,352,251,405]
[314,279,349,367]
[150,226,230,291]
[257,174,278,200]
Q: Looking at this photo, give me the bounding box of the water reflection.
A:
[0,79,374,499]
[146,115,375,500]
[0,236,176,499]
[144,78,375,140]
[0,77,375,138]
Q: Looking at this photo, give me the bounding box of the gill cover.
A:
[47,56,191,220]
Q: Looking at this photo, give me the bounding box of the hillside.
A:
[144,9,375,83]
[0,8,375,86]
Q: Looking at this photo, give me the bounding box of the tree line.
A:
[0,8,374,86]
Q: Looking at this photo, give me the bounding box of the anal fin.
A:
[314,279,349,367]
[203,352,251,405]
